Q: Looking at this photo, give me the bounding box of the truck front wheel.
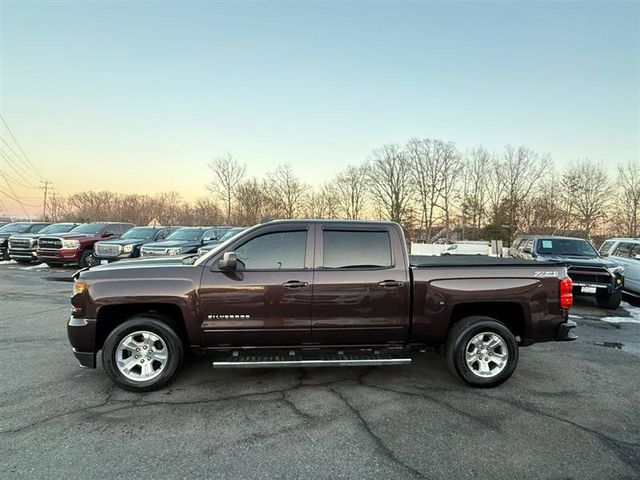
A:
[79,250,99,268]
[445,316,519,388]
[596,290,622,310]
[102,315,184,392]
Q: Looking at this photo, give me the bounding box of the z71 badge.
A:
[534,271,559,278]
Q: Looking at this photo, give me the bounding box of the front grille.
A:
[9,238,33,249]
[140,248,167,257]
[568,266,612,285]
[38,237,63,250]
[95,243,122,257]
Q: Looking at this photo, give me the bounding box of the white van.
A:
[441,242,491,256]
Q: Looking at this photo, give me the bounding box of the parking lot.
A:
[1,262,639,480]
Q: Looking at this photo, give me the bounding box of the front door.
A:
[311,225,410,346]
[199,226,314,348]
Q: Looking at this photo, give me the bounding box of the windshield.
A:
[167,228,205,241]
[122,227,156,240]
[0,223,32,234]
[536,238,598,257]
[39,223,76,234]
[69,224,106,235]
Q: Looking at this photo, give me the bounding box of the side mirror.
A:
[218,252,237,271]
[202,236,215,244]
[522,248,532,254]
[102,231,113,238]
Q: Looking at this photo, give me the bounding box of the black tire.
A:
[102,315,184,392]
[13,258,33,264]
[596,290,622,310]
[79,249,98,268]
[1,250,9,261]
[445,316,519,388]
[45,262,62,268]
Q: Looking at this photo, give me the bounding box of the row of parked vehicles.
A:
[0,221,245,268]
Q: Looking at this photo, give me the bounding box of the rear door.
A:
[311,224,410,346]
[199,223,314,347]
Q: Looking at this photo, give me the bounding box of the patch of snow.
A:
[569,314,583,320]
[601,302,640,324]
[0,260,16,265]
[23,263,49,270]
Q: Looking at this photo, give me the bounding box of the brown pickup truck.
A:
[68,220,576,392]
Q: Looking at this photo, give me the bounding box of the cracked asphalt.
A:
[1,264,639,479]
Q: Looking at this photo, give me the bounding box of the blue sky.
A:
[1,1,638,212]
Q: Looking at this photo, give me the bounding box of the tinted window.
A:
[323,230,392,268]
[0,223,32,234]
[39,223,76,234]
[167,228,205,241]
[235,231,306,270]
[536,238,598,257]
[122,227,156,240]
[613,243,632,259]
[520,238,533,251]
[599,240,615,255]
[631,244,640,259]
[28,224,48,233]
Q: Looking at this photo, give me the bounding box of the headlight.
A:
[0,238,5,245]
[62,239,80,249]
[122,244,134,254]
[167,247,182,255]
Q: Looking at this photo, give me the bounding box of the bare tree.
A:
[207,154,246,224]
[303,184,339,218]
[615,160,640,237]
[235,178,271,224]
[561,159,609,236]
[494,145,551,238]
[334,165,368,219]
[368,144,414,225]
[267,164,307,219]
[460,147,492,238]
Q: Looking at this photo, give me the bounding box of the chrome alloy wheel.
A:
[464,332,509,378]
[115,331,168,382]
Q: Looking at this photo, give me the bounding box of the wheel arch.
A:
[449,302,527,341]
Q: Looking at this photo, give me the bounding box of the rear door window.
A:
[322,230,392,269]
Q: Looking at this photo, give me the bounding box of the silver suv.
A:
[599,238,640,298]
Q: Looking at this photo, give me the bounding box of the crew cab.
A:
[8,222,78,263]
[94,226,178,263]
[509,235,624,309]
[37,222,135,268]
[139,226,230,257]
[68,220,575,392]
[0,222,50,260]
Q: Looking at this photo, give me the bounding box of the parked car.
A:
[68,219,576,391]
[197,227,247,255]
[139,226,231,257]
[0,222,51,260]
[599,238,640,297]
[8,222,79,263]
[441,242,490,256]
[36,222,135,268]
[509,235,624,309]
[94,226,179,263]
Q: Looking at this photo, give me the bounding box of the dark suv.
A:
[139,226,231,257]
[8,222,79,263]
[94,226,179,263]
[509,235,624,309]
[0,222,51,260]
[36,222,135,268]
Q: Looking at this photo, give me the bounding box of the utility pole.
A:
[40,181,52,220]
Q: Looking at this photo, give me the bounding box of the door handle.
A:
[378,280,404,288]
[281,280,309,289]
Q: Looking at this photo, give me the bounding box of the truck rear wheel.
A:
[445,316,519,388]
[596,290,622,310]
[102,315,184,392]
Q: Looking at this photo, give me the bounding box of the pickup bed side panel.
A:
[411,266,567,345]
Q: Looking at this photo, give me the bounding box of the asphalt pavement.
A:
[0,262,638,479]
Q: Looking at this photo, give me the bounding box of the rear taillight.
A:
[560,277,573,309]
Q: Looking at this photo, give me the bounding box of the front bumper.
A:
[555,319,578,341]
[67,316,97,368]
[9,248,37,261]
[37,248,82,263]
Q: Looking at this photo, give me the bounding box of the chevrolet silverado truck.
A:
[94,226,178,263]
[68,220,576,392]
[37,222,135,268]
[509,235,624,309]
[8,222,78,263]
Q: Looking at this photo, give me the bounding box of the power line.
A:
[1,183,35,218]
[0,114,44,180]
[0,137,41,183]
[0,150,40,188]
[0,170,38,190]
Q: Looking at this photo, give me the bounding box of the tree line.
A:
[46,139,638,244]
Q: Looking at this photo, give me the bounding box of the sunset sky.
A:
[1,1,638,218]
